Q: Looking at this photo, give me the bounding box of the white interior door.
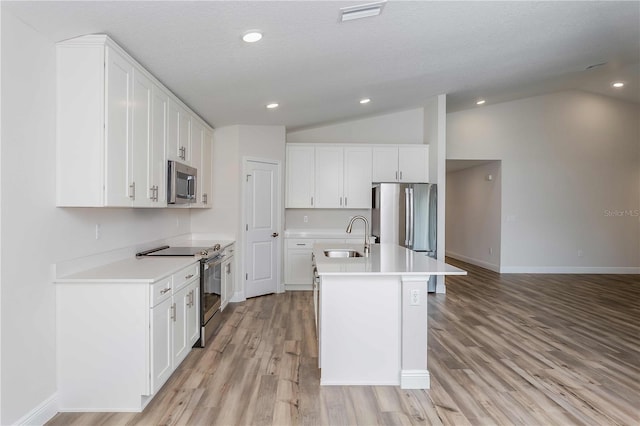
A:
[245,160,280,298]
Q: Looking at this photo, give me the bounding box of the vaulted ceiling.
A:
[4,1,639,130]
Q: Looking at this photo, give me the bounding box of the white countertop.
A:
[313,243,467,276]
[55,257,199,284]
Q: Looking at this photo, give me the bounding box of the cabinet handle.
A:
[185,274,194,280]
[203,193,207,204]
[296,243,306,246]
[160,287,171,295]
[310,196,314,206]
[129,182,136,199]
[345,197,348,206]
[188,290,193,307]
[171,303,176,321]
[154,185,159,201]
[395,171,398,180]
[339,197,342,206]
[400,171,403,180]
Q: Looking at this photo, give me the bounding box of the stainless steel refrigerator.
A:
[371,183,438,291]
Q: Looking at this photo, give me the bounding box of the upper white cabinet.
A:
[200,128,213,207]
[286,145,315,208]
[372,145,429,183]
[167,99,191,164]
[56,34,213,208]
[314,145,372,208]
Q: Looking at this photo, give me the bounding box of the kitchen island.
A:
[312,243,466,389]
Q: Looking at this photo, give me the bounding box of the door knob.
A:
[272,232,279,237]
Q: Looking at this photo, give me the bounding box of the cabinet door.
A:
[285,249,314,284]
[167,100,190,163]
[150,84,168,206]
[186,281,200,346]
[314,146,344,208]
[151,297,172,393]
[372,146,399,183]
[200,128,213,208]
[221,257,234,311]
[172,285,190,366]
[343,146,372,208]
[104,46,134,206]
[131,68,153,207]
[398,146,429,183]
[190,119,204,206]
[286,145,315,208]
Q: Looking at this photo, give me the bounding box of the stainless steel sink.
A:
[323,249,363,258]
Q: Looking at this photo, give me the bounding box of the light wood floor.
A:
[48,260,640,425]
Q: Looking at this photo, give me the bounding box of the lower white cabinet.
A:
[221,244,235,311]
[57,262,200,412]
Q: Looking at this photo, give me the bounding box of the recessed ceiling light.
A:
[266,103,279,109]
[340,1,386,22]
[360,98,371,104]
[242,31,262,43]
[476,99,486,105]
[612,82,625,88]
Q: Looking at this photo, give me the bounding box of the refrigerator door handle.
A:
[406,187,414,248]
[404,187,410,246]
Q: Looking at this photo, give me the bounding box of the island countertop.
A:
[313,243,467,276]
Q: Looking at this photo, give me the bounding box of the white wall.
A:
[446,161,502,272]
[191,125,286,298]
[0,11,192,424]
[447,91,640,272]
[287,108,424,144]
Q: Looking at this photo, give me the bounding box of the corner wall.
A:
[447,91,640,272]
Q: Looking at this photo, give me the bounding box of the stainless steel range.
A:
[136,243,226,347]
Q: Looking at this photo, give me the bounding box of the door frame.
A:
[241,156,284,299]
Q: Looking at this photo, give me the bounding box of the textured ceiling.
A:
[3,1,639,131]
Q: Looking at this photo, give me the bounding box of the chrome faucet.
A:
[346,215,370,257]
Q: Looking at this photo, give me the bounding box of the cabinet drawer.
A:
[287,239,314,249]
[151,277,172,307]
[173,263,200,291]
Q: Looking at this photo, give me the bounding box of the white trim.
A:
[500,266,640,274]
[400,369,431,389]
[285,283,312,291]
[445,251,500,272]
[320,379,399,386]
[15,393,58,426]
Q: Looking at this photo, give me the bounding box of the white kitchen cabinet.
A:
[56,34,212,208]
[314,146,344,208]
[200,128,213,208]
[286,145,315,208]
[285,239,315,287]
[57,260,200,411]
[221,246,235,311]
[190,119,212,208]
[149,85,169,206]
[372,145,429,183]
[167,99,191,164]
[343,146,372,208]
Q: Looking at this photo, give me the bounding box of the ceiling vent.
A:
[340,1,386,22]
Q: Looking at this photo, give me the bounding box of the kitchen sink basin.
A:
[323,249,363,258]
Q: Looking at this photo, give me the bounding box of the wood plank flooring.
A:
[48,259,640,425]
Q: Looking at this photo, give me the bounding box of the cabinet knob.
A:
[272,232,279,238]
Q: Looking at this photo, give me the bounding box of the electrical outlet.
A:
[489,247,493,255]
[577,249,583,257]
[410,289,420,305]
[176,218,180,228]
[303,215,308,223]
[95,224,101,240]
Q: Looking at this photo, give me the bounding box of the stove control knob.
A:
[214,244,221,251]
[200,250,208,256]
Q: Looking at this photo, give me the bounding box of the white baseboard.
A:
[445,251,500,272]
[400,369,431,389]
[285,283,313,291]
[15,393,58,426]
[500,266,640,274]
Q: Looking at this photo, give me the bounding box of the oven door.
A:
[199,255,223,346]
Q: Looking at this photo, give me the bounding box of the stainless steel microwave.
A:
[168,160,197,204]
